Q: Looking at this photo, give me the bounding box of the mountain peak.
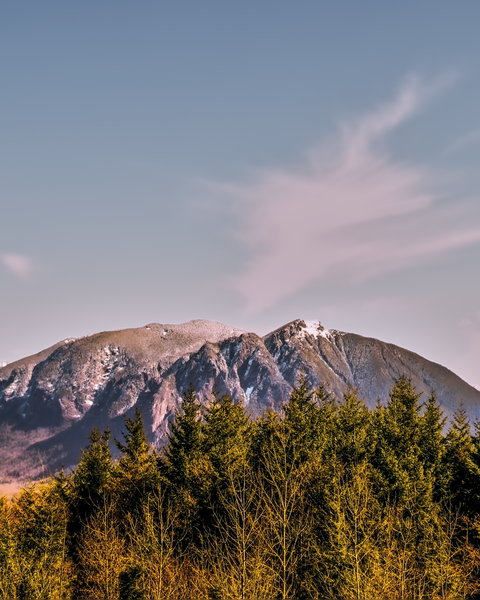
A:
[1,317,479,482]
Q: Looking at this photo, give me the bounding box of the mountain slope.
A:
[1,318,479,481]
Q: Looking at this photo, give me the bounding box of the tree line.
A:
[2,375,480,599]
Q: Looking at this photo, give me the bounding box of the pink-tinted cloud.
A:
[215,78,480,313]
[1,254,34,280]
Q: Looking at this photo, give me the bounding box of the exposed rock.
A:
[1,318,479,480]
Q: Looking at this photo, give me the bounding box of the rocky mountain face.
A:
[1,318,479,481]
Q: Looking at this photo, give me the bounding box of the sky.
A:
[1,3,480,387]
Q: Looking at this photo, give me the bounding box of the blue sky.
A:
[1,3,480,387]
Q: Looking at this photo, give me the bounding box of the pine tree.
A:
[372,375,426,504]
[200,392,252,535]
[115,408,152,472]
[283,376,334,465]
[333,387,372,469]
[161,385,205,543]
[162,385,203,492]
[114,408,158,517]
[72,427,115,525]
[445,405,480,514]
[419,391,447,500]
[202,392,251,479]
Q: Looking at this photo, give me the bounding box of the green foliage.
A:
[4,375,480,599]
[420,391,447,499]
[162,384,203,493]
[372,375,427,504]
[115,408,152,471]
[114,408,159,519]
[446,405,480,514]
[333,387,372,468]
[203,392,251,471]
[283,376,333,465]
[202,392,252,510]
[72,427,114,512]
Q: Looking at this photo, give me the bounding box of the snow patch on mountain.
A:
[2,317,480,483]
[300,320,334,340]
[303,320,322,336]
[244,386,254,405]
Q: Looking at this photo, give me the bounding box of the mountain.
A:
[1,318,479,482]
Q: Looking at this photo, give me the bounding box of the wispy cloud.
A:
[214,77,480,313]
[1,254,35,280]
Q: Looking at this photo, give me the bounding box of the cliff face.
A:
[1,318,479,479]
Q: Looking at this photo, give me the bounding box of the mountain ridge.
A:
[1,318,479,482]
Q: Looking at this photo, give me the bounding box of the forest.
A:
[1,375,480,600]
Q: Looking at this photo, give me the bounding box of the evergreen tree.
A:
[115,408,152,473]
[161,385,205,544]
[72,428,115,524]
[472,417,480,511]
[114,408,158,517]
[445,405,480,514]
[251,407,281,464]
[162,385,204,492]
[202,392,251,478]
[283,376,334,465]
[8,373,480,599]
[372,375,427,504]
[419,391,447,500]
[200,392,252,534]
[333,387,372,469]
[370,378,450,593]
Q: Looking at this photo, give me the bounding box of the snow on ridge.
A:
[303,320,322,336]
[298,319,338,342]
[0,361,8,368]
[299,320,332,339]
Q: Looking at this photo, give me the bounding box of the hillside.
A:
[1,318,479,481]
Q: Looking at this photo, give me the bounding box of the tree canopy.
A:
[2,376,480,599]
